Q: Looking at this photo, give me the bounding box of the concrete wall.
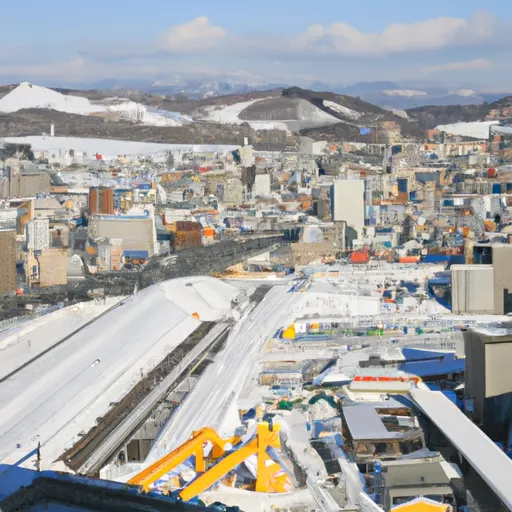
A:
[451,264,494,314]
[493,245,512,314]
[331,179,364,239]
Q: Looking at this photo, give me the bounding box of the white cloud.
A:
[423,58,493,73]
[456,89,477,97]
[0,57,163,82]
[159,17,227,53]
[293,12,494,56]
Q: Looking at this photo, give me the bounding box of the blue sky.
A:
[0,1,511,89]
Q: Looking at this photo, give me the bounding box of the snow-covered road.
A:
[0,285,200,467]
[0,298,123,380]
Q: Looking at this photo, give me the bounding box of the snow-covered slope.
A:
[0,82,100,114]
[198,98,290,130]
[198,97,342,131]
[0,82,191,127]
[322,100,361,119]
[436,121,499,140]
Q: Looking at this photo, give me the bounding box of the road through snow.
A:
[0,285,200,467]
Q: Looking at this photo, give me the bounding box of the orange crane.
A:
[127,423,292,501]
[128,427,240,492]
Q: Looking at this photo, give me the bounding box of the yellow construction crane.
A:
[127,422,291,501]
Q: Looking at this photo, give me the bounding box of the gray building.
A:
[450,265,494,314]
[464,325,512,441]
[492,245,512,315]
[380,454,459,510]
[330,179,364,240]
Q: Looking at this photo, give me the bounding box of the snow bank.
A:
[323,100,361,119]
[161,276,240,322]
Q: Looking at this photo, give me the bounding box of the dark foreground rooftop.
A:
[0,465,240,512]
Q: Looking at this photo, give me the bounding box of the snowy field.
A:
[436,120,499,140]
[0,83,191,127]
[198,98,289,131]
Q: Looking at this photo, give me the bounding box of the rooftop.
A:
[343,404,401,441]
[410,388,512,510]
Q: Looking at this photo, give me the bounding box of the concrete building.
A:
[464,325,512,441]
[96,238,123,272]
[34,197,62,219]
[0,229,16,295]
[8,164,50,197]
[0,208,18,231]
[492,245,512,315]
[253,174,271,197]
[223,176,244,205]
[451,265,494,314]
[331,179,364,242]
[88,215,156,257]
[25,247,68,288]
[89,187,115,215]
[26,218,50,251]
[380,454,459,510]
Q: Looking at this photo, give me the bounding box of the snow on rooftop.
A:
[0,297,123,380]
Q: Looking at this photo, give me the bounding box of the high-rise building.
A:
[464,325,512,441]
[0,229,16,295]
[26,218,50,251]
[330,179,365,241]
[89,186,115,215]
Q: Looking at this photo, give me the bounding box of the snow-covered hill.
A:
[0,82,192,127]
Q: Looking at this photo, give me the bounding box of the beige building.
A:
[331,179,364,241]
[0,230,16,295]
[26,248,67,288]
[451,265,494,314]
[9,165,51,197]
[464,327,512,425]
[492,245,512,315]
[88,215,156,257]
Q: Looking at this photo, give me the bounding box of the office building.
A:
[0,229,16,294]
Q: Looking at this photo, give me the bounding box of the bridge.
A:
[410,388,512,511]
